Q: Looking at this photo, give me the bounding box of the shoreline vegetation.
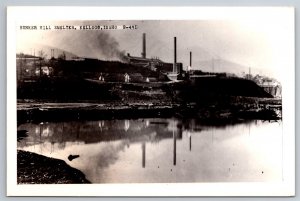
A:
[17,97,281,124]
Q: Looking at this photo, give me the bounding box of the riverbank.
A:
[17,150,90,184]
[16,75,281,123]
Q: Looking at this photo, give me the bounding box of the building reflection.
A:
[145,120,150,127]
[98,120,105,132]
[18,119,186,168]
[124,120,130,131]
[18,119,178,146]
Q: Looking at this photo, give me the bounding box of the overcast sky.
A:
[16,16,294,82]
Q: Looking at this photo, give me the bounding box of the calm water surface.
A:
[17,118,282,183]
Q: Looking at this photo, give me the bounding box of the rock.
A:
[17,150,90,184]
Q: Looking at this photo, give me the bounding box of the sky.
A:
[16,14,294,82]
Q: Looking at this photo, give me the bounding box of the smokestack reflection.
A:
[189,133,192,151]
[173,130,176,166]
[142,142,146,168]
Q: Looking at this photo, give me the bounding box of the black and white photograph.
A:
[7,7,295,196]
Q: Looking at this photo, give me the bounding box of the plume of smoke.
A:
[95,33,126,61]
[50,31,126,61]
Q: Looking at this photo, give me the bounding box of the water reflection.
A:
[18,119,180,148]
[188,132,192,151]
[17,119,282,183]
[124,120,130,132]
[142,142,146,168]
[173,129,176,166]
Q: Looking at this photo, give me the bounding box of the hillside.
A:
[177,76,272,101]
[196,59,248,77]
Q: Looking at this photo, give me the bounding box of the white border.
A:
[7,7,295,196]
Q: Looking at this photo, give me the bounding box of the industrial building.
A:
[124,33,184,80]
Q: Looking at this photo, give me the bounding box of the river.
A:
[17,118,282,183]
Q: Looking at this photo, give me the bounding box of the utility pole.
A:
[249,67,251,79]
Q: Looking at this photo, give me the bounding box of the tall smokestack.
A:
[142,33,146,58]
[190,51,192,67]
[173,37,177,73]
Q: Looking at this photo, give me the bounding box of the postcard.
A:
[7,7,295,196]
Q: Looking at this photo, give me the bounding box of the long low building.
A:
[124,53,182,74]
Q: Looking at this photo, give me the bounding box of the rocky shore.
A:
[17,150,90,184]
